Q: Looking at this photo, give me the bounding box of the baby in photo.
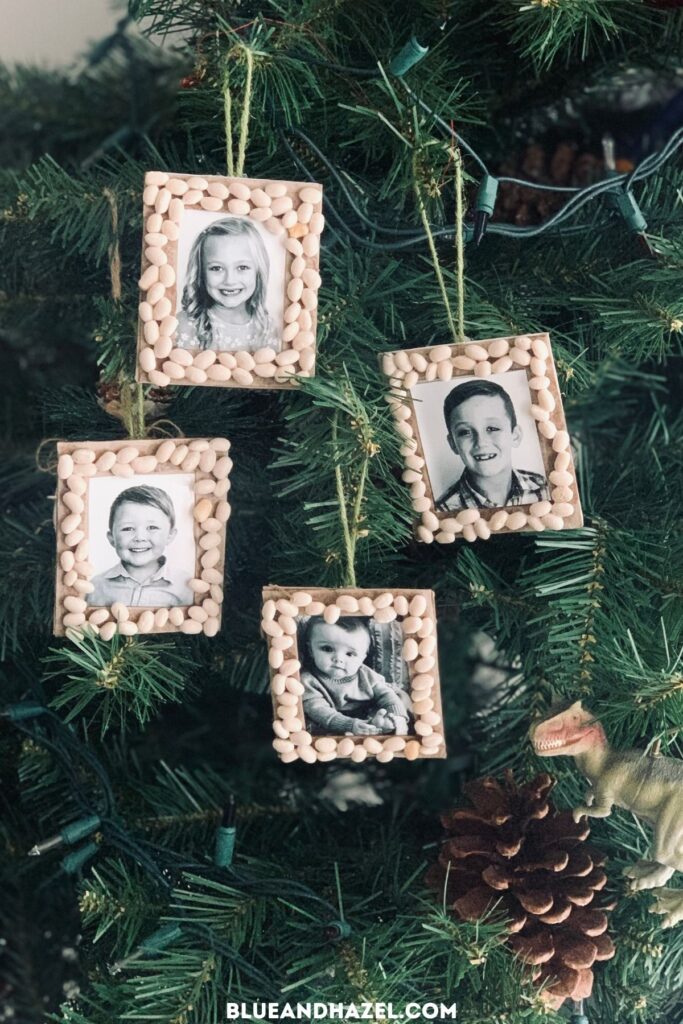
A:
[176,217,279,353]
[88,485,193,608]
[299,616,410,736]
[436,379,549,511]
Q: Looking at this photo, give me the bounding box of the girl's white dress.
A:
[176,309,280,353]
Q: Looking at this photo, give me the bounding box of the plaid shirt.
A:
[87,558,194,608]
[436,468,549,512]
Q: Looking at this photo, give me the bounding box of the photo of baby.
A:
[87,475,196,608]
[411,370,549,512]
[297,615,413,736]
[175,211,285,354]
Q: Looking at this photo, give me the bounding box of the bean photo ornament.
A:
[381,333,583,541]
[54,438,230,637]
[262,587,447,763]
[136,172,323,390]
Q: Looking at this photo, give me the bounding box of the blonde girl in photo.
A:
[177,217,280,353]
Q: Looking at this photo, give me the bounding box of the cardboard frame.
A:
[136,171,323,390]
[54,437,231,637]
[380,333,583,542]
[262,586,446,763]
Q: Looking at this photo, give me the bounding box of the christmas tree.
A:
[1,2,683,1022]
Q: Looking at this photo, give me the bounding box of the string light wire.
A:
[284,122,683,249]
[12,704,340,918]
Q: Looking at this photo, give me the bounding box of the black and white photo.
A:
[87,474,196,608]
[411,370,549,512]
[296,615,413,737]
[175,209,286,354]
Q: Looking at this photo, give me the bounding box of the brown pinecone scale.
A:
[96,379,174,424]
[496,141,605,226]
[425,772,615,1009]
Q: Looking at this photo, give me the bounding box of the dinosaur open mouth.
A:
[534,737,565,751]
[533,731,583,753]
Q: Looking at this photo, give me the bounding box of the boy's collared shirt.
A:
[436,468,549,511]
[88,558,193,608]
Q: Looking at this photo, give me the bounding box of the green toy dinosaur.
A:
[529,700,683,929]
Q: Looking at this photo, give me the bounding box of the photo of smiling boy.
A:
[88,485,194,607]
[176,217,280,353]
[299,617,411,736]
[436,379,549,511]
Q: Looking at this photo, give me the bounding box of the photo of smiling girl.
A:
[176,217,280,353]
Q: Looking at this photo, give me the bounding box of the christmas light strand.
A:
[8,702,340,917]
[83,16,683,246]
[11,698,344,993]
[284,123,683,248]
[272,41,683,206]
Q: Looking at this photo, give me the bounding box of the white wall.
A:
[0,0,123,66]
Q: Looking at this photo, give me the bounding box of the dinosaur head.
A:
[530,701,606,758]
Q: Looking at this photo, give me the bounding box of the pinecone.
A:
[96,380,174,424]
[496,141,604,226]
[425,772,615,1009]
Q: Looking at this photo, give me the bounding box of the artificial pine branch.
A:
[1,1,683,1022]
[43,632,196,734]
